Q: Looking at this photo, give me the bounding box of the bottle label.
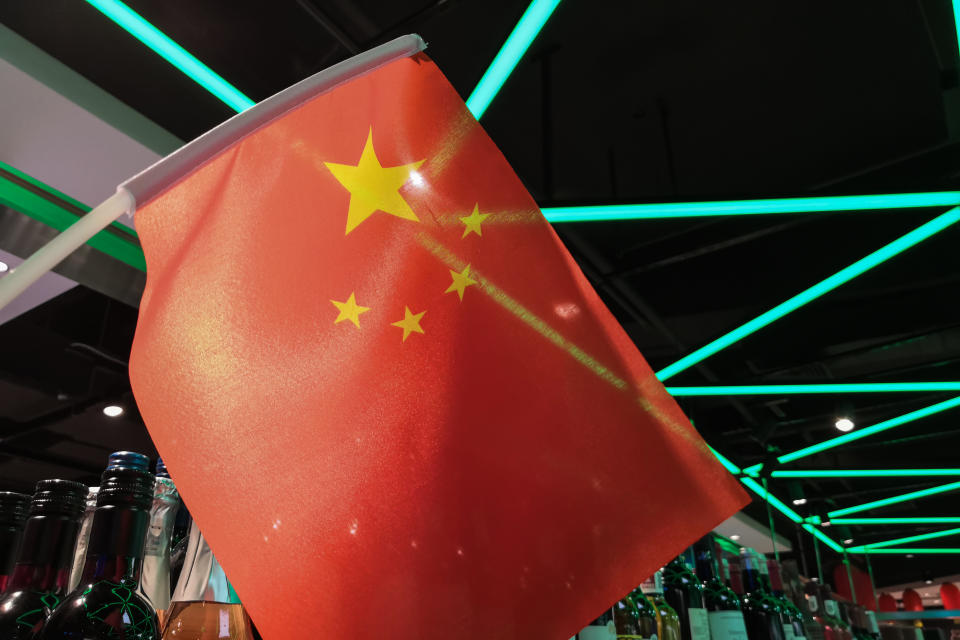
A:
[806,595,819,613]
[824,600,838,617]
[688,607,711,640]
[579,621,618,640]
[865,611,880,634]
[708,610,749,640]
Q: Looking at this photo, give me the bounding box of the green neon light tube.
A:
[741,477,803,524]
[857,526,960,550]
[710,446,845,551]
[655,207,960,381]
[778,395,960,464]
[542,192,960,223]
[665,383,960,396]
[803,524,844,552]
[709,446,742,475]
[772,469,960,478]
[465,0,561,119]
[831,517,960,525]
[84,0,255,113]
[829,481,960,518]
[845,548,960,555]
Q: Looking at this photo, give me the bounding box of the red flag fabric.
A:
[129,48,747,639]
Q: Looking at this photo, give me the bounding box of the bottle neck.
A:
[79,503,150,585]
[171,521,242,605]
[0,524,24,581]
[8,514,80,592]
[740,557,762,593]
[694,543,719,583]
[767,560,785,596]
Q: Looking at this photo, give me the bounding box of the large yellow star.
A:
[444,264,477,301]
[330,292,370,328]
[459,204,490,238]
[324,129,425,235]
[391,306,425,342]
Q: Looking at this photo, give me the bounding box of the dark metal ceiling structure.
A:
[2,0,960,590]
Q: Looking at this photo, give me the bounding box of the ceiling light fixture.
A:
[708,447,843,551]
[829,481,960,518]
[730,535,741,541]
[83,0,254,112]
[844,538,854,545]
[835,418,855,432]
[542,192,960,223]
[103,405,124,418]
[664,382,960,396]
[655,207,960,381]
[926,579,934,585]
[465,0,562,119]
[793,498,808,506]
[0,261,7,273]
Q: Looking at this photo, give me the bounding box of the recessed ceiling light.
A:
[0,261,8,273]
[822,521,831,527]
[792,498,808,506]
[103,405,124,418]
[906,554,915,558]
[835,417,855,432]
[730,534,741,541]
[925,579,933,585]
[844,538,854,545]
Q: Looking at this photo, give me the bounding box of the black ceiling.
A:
[2,0,960,589]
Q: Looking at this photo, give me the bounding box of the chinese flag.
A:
[129,48,747,639]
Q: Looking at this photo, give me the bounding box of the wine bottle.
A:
[65,487,97,594]
[139,462,180,625]
[161,520,255,639]
[802,580,830,640]
[695,538,748,640]
[642,571,682,640]
[738,551,785,640]
[575,607,618,640]
[767,558,806,640]
[0,491,31,594]
[751,552,792,640]
[663,552,710,640]
[0,480,88,639]
[39,451,160,640]
[819,584,850,640]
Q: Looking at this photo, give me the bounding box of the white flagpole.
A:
[0,188,134,311]
[0,34,426,313]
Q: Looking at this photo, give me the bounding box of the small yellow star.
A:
[459,204,490,238]
[391,306,426,342]
[330,292,370,328]
[444,264,478,301]
[324,128,425,235]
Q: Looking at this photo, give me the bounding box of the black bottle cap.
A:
[29,480,88,518]
[99,451,155,510]
[155,457,170,478]
[0,491,31,527]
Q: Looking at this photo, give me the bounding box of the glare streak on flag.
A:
[127,38,747,640]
